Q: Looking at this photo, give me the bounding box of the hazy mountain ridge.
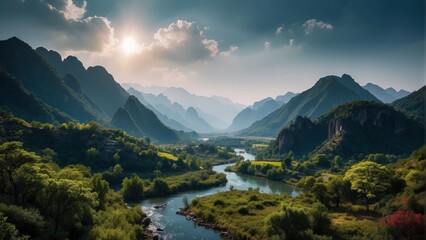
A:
[127,88,216,133]
[238,74,379,137]
[271,101,424,158]
[124,83,246,129]
[363,83,410,103]
[227,97,282,132]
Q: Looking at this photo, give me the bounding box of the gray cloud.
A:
[0,0,115,53]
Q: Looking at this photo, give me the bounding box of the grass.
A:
[158,151,178,160]
[189,190,285,239]
[251,160,282,167]
[251,144,269,149]
[188,190,382,240]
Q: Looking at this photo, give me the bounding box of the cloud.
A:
[303,19,333,34]
[143,20,230,63]
[264,41,271,49]
[220,45,238,57]
[0,0,115,53]
[289,39,294,47]
[276,25,284,34]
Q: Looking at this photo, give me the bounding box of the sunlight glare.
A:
[122,36,138,55]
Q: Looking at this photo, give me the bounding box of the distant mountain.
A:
[122,83,168,95]
[127,88,216,133]
[239,74,380,137]
[275,92,298,105]
[111,96,178,143]
[36,47,129,117]
[0,69,71,124]
[391,86,425,123]
[228,97,281,132]
[271,101,424,158]
[0,37,106,122]
[132,86,245,128]
[363,83,410,103]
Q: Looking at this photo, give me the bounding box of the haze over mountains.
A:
[124,83,245,129]
[363,83,410,103]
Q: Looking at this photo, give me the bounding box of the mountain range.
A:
[127,87,216,133]
[238,74,379,137]
[0,37,183,143]
[363,83,410,103]
[124,83,246,129]
[270,101,424,158]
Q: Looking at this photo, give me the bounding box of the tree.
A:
[327,175,346,208]
[121,175,144,201]
[0,142,42,204]
[333,156,343,168]
[313,154,330,168]
[153,179,170,196]
[91,174,110,210]
[284,157,292,169]
[0,213,28,240]
[309,203,331,235]
[39,178,97,234]
[311,183,329,205]
[343,161,392,211]
[298,176,316,193]
[113,164,123,174]
[265,204,311,239]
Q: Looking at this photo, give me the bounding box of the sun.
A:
[121,36,138,55]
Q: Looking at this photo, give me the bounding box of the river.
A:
[141,148,298,240]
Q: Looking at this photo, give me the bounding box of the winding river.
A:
[141,148,298,240]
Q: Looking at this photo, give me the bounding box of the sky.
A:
[0,0,424,105]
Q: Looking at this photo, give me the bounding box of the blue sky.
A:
[0,0,424,104]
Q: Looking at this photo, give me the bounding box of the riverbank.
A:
[176,208,239,240]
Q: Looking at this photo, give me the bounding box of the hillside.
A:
[0,69,71,124]
[111,96,179,143]
[0,37,106,122]
[270,101,424,158]
[36,47,129,117]
[363,83,410,103]
[391,86,425,123]
[239,74,379,137]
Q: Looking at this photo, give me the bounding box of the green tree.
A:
[153,179,170,196]
[311,183,329,205]
[284,157,292,169]
[326,175,346,208]
[265,204,311,239]
[309,203,331,235]
[313,154,330,168]
[91,174,110,210]
[39,178,97,234]
[0,213,28,240]
[121,175,144,201]
[0,142,42,204]
[343,161,392,211]
[298,176,316,193]
[86,147,99,161]
[113,164,123,174]
[333,156,343,168]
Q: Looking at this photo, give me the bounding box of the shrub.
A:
[0,203,44,237]
[237,207,250,215]
[379,210,425,239]
[121,175,144,201]
[249,195,259,202]
[213,199,226,207]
